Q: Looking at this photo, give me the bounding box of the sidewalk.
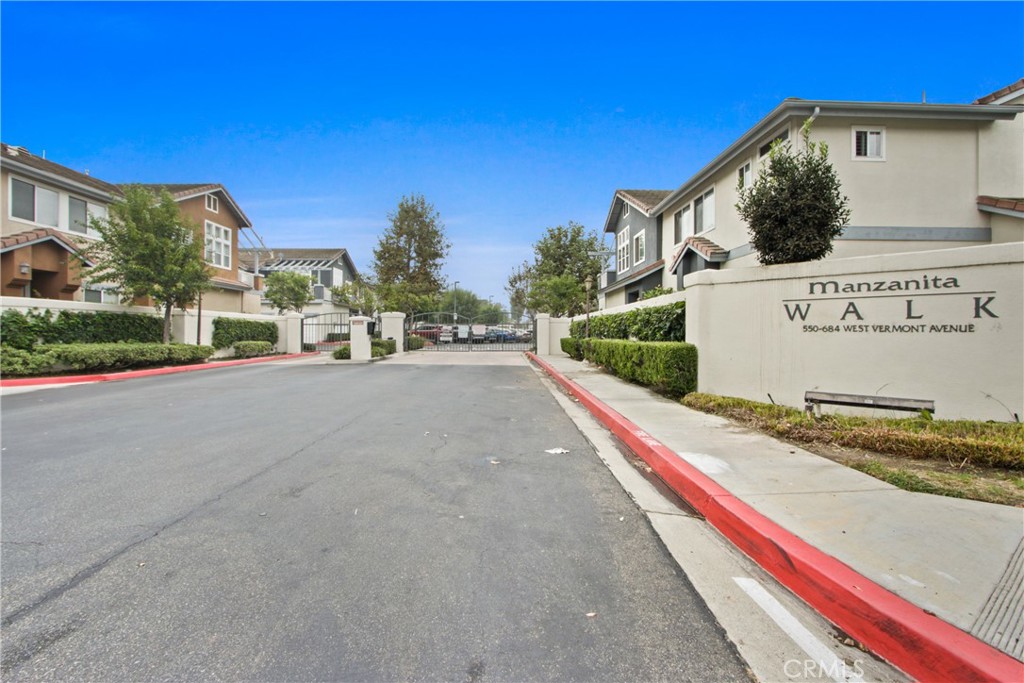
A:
[530,353,1024,683]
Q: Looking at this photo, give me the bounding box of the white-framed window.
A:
[204,220,232,269]
[10,177,59,227]
[616,227,630,272]
[69,197,89,234]
[622,202,630,218]
[83,286,120,304]
[674,205,693,244]
[633,232,646,265]
[759,129,789,158]
[693,187,715,233]
[206,194,219,212]
[852,126,885,161]
[738,161,753,190]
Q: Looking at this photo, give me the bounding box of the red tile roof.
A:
[973,79,1024,105]
[978,195,1024,213]
[0,228,95,265]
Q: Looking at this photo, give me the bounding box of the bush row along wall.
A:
[1,343,214,376]
[1,309,163,349]
[561,337,697,398]
[569,301,685,342]
[211,318,280,350]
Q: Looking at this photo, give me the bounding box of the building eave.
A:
[2,158,120,203]
[651,99,1024,217]
[599,259,665,293]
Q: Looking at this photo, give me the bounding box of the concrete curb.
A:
[0,352,320,387]
[527,353,1023,683]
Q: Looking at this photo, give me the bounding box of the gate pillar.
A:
[380,312,406,354]
[350,316,373,361]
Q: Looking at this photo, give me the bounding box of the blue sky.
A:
[2,2,1022,306]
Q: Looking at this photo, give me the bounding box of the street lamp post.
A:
[584,275,593,339]
[453,281,459,324]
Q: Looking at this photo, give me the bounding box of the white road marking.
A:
[733,576,864,683]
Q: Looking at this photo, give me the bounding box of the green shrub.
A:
[0,346,60,376]
[302,343,317,352]
[325,332,351,343]
[560,337,583,360]
[406,335,426,351]
[372,338,397,356]
[24,343,214,374]
[641,286,674,301]
[233,341,274,358]
[1,309,163,349]
[371,345,388,358]
[569,301,685,342]
[212,318,278,349]
[582,339,697,398]
[332,346,351,360]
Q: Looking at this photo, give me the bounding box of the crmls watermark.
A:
[783,658,866,680]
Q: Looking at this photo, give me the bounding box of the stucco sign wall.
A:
[684,244,1023,422]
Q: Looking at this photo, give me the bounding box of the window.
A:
[738,161,753,190]
[206,194,219,212]
[758,129,789,158]
[10,178,58,227]
[616,228,630,272]
[83,287,119,304]
[693,188,715,233]
[204,220,232,269]
[69,197,88,234]
[674,205,693,244]
[633,232,646,264]
[853,127,885,160]
[622,202,630,218]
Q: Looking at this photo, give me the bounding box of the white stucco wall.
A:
[683,243,1023,421]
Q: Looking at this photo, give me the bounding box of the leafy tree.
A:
[509,222,603,318]
[736,121,852,265]
[374,282,436,319]
[505,261,534,322]
[264,271,315,314]
[331,277,377,316]
[527,274,584,318]
[372,194,450,297]
[437,288,483,322]
[86,185,211,343]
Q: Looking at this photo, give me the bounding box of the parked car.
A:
[485,327,518,343]
[409,324,443,341]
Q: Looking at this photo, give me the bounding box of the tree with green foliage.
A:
[373,282,437,319]
[505,260,534,322]
[372,194,450,300]
[736,120,852,265]
[509,221,603,318]
[86,185,211,343]
[264,271,315,314]
[331,276,378,316]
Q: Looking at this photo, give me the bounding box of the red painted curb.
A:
[528,353,1024,683]
[0,352,319,387]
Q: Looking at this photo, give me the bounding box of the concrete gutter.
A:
[0,352,320,387]
[527,352,1023,683]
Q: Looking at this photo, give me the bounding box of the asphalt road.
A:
[1,359,750,682]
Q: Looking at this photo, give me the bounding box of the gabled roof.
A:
[650,96,1024,217]
[669,236,728,274]
[973,79,1024,105]
[602,189,672,233]
[1,143,121,201]
[128,183,253,228]
[0,228,96,266]
[238,247,358,275]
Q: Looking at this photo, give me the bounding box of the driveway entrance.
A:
[406,311,534,352]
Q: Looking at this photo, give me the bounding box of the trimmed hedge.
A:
[568,338,697,398]
[569,301,686,342]
[1,309,163,349]
[561,337,583,360]
[406,335,426,351]
[212,318,278,350]
[332,346,351,360]
[2,343,214,376]
[325,332,350,343]
[372,338,397,356]
[233,341,274,358]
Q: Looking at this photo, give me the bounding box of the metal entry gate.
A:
[302,312,351,352]
[406,312,534,352]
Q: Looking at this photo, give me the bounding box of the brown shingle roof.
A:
[973,79,1024,105]
[618,190,673,213]
[1,143,122,197]
[670,235,728,273]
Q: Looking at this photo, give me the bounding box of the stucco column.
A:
[350,316,372,361]
[380,312,406,354]
[535,313,551,356]
[549,317,571,356]
[283,312,303,354]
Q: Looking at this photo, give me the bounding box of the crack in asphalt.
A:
[0,409,370,630]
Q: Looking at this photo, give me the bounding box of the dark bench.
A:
[804,391,935,417]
